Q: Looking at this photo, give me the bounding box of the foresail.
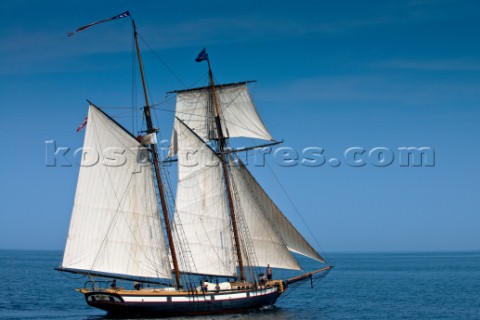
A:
[62,105,172,280]
[231,159,325,267]
[169,83,272,156]
[172,118,237,277]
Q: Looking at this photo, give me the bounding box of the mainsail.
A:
[61,105,172,280]
[230,159,325,266]
[169,82,273,156]
[172,118,236,277]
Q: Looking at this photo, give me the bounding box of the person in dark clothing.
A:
[266,264,272,280]
[200,280,208,293]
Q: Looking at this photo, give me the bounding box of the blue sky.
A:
[1,0,479,253]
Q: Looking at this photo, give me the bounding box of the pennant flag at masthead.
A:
[68,11,130,37]
[76,116,88,132]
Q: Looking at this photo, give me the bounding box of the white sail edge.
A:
[287,247,325,263]
[62,104,173,280]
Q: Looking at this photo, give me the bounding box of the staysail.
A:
[230,159,325,267]
[172,118,237,277]
[169,82,273,156]
[61,105,172,280]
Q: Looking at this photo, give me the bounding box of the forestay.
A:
[61,105,172,280]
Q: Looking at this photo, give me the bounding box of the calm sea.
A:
[0,250,479,319]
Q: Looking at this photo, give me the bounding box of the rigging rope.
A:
[137,33,188,89]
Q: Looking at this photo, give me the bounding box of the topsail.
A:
[169,83,273,156]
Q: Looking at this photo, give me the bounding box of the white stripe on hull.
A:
[122,296,168,302]
[119,287,277,303]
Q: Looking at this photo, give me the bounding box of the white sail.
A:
[169,83,273,156]
[230,159,325,269]
[61,105,172,280]
[172,118,237,277]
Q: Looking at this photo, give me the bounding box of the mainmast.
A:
[132,19,182,288]
[205,57,246,281]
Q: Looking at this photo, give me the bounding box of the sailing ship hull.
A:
[83,286,282,317]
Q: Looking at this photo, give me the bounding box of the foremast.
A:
[132,19,182,288]
[205,58,247,281]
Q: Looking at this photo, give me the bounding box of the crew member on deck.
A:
[259,273,266,286]
[201,280,208,293]
[111,279,117,290]
[266,264,273,280]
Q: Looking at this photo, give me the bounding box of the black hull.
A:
[84,287,282,317]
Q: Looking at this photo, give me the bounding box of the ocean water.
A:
[0,250,479,319]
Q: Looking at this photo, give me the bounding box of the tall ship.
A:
[56,12,332,317]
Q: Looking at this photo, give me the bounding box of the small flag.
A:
[76,117,88,133]
[195,48,209,62]
[68,11,130,37]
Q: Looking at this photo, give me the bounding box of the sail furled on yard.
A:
[61,105,172,280]
[169,83,273,156]
[230,159,325,268]
[172,118,237,277]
